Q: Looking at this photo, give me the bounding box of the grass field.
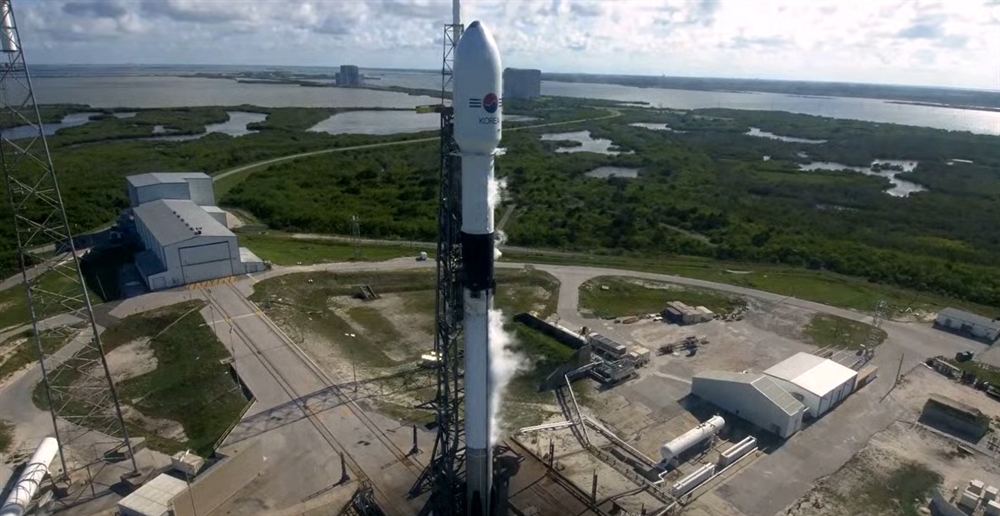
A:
[34,300,247,456]
[855,462,942,516]
[0,327,81,381]
[501,250,997,318]
[804,313,887,350]
[945,358,1000,386]
[0,262,103,333]
[238,232,428,265]
[578,276,743,319]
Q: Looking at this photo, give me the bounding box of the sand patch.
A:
[120,405,188,442]
[101,338,157,383]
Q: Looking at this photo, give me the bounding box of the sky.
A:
[15,0,1000,90]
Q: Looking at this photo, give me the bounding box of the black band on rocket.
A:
[462,231,494,292]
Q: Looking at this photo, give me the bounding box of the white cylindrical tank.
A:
[671,463,716,497]
[718,436,757,467]
[453,20,502,155]
[659,415,725,463]
[1,0,18,54]
[1,437,59,516]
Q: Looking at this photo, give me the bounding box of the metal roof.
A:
[695,370,805,416]
[764,352,857,397]
[127,172,210,188]
[133,199,233,247]
[938,307,1000,331]
[117,473,187,516]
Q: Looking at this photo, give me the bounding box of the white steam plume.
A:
[493,230,507,261]
[488,309,523,445]
[487,177,507,211]
[489,177,508,260]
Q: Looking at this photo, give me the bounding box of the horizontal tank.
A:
[671,463,716,497]
[659,415,725,463]
[2,437,59,516]
[718,436,757,467]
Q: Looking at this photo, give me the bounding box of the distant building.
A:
[935,307,1000,343]
[337,65,362,86]
[503,68,541,99]
[763,352,857,418]
[125,173,265,291]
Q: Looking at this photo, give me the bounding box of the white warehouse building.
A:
[692,371,806,438]
[127,172,216,208]
[764,352,857,418]
[935,307,1000,343]
[127,173,264,291]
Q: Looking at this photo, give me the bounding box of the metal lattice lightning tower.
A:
[866,300,887,357]
[0,0,136,478]
[408,4,466,515]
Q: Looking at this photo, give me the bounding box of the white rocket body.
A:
[453,20,501,516]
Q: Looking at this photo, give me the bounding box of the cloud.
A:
[140,0,251,24]
[62,1,126,19]
[9,0,1000,90]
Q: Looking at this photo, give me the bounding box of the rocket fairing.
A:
[453,20,502,516]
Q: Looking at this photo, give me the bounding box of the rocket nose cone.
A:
[456,20,498,60]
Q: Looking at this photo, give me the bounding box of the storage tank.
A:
[659,415,725,463]
[1,437,59,516]
[671,463,715,497]
[718,436,757,467]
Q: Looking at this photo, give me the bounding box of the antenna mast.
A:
[408,0,466,514]
[0,0,137,481]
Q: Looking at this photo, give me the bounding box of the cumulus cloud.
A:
[11,0,1000,89]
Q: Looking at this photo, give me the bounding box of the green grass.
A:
[578,275,743,319]
[503,250,997,318]
[804,313,887,350]
[34,300,247,456]
[237,232,429,265]
[0,263,102,332]
[507,323,576,403]
[0,420,13,454]
[946,359,1000,386]
[251,269,561,374]
[857,462,942,516]
[0,328,79,381]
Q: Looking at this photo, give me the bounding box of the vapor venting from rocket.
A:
[488,309,522,445]
[489,176,507,260]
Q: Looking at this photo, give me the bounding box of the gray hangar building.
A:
[692,370,807,438]
[126,173,265,291]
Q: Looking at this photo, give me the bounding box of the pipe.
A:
[1,437,59,516]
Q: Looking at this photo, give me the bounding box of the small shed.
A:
[117,473,188,516]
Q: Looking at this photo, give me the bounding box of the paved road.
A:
[202,284,426,515]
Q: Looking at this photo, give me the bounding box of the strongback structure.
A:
[408,14,467,516]
[0,0,136,478]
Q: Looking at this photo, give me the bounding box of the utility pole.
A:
[350,214,361,260]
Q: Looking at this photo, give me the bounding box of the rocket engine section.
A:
[454,20,502,516]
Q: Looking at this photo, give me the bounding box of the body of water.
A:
[540,130,629,155]
[630,122,687,133]
[3,112,100,140]
[746,127,827,143]
[586,167,639,179]
[20,70,1000,135]
[543,81,1000,135]
[150,111,267,141]
[799,159,925,197]
[31,76,438,109]
[308,110,438,135]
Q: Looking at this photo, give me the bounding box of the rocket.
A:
[453,19,502,516]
